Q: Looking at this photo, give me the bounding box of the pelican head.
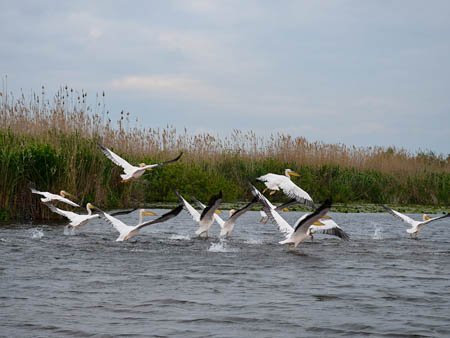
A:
[60,190,75,198]
[285,169,300,177]
[86,202,96,210]
[422,214,432,221]
[229,209,236,217]
[139,163,147,168]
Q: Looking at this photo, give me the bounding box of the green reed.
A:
[0,86,449,220]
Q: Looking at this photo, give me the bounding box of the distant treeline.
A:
[0,86,449,221]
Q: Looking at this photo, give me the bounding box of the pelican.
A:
[175,190,223,237]
[259,198,299,224]
[44,202,99,228]
[257,169,314,208]
[99,144,183,182]
[95,205,183,241]
[219,197,258,237]
[194,196,258,237]
[305,215,350,240]
[383,206,450,238]
[251,185,338,248]
[30,188,80,207]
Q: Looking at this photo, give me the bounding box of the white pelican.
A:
[44,202,99,228]
[251,185,338,248]
[219,197,258,237]
[193,196,258,237]
[305,215,350,240]
[259,198,299,224]
[96,205,183,241]
[175,190,223,237]
[99,144,183,182]
[383,206,450,238]
[257,169,314,208]
[31,188,80,207]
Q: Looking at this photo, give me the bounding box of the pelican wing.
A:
[110,208,138,216]
[192,197,225,227]
[199,191,223,224]
[31,188,80,207]
[274,198,300,211]
[251,185,293,236]
[146,152,183,169]
[309,218,350,240]
[96,208,131,234]
[45,203,79,221]
[382,206,416,226]
[228,197,258,223]
[175,190,201,222]
[293,199,332,234]
[277,180,314,207]
[422,213,450,225]
[135,205,183,230]
[99,144,136,174]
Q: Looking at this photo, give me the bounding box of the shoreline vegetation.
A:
[1,85,449,221]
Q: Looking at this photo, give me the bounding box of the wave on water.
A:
[30,228,44,239]
[169,234,191,241]
[208,240,239,253]
[244,238,263,245]
[373,225,383,240]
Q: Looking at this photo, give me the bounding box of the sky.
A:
[1,0,449,154]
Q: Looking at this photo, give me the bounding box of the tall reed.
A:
[1,86,448,220]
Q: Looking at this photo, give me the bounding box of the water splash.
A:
[30,228,44,239]
[208,240,238,253]
[63,226,76,236]
[373,225,383,240]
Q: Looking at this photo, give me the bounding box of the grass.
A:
[0,85,449,221]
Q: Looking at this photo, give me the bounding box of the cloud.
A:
[110,75,222,102]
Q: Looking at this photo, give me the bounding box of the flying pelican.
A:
[257,169,314,208]
[252,185,340,248]
[194,196,258,237]
[95,205,183,241]
[303,214,350,241]
[175,190,223,238]
[383,206,450,238]
[99,144,183,182]
[30,188,80,207]
[44,202,99,228]
[259,198,300,224]
[219,197,258,237]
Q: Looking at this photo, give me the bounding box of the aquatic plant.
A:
[0,85,448,220]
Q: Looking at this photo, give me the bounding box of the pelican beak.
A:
[288,171,300,177]
[422,214,431,221]
[215,210,222,215]
[282,208,289,212]
[141,210,157,216]
[312,220,324,226]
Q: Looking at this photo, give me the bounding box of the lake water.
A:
[1,210,449,337]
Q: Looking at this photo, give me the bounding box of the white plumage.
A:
[31,188,80,207]
[257,169,314,208]
[383,206,450,238]
[96,205,183,241]
[99,144,182,182]
[45,202,98,228]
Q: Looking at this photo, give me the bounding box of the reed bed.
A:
[1,86,449,221]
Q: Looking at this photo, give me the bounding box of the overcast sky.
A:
[1,1,449,154]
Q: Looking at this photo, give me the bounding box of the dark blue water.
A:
[1,210,449,337]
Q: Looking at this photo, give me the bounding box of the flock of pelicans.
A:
[30,144,450,249]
